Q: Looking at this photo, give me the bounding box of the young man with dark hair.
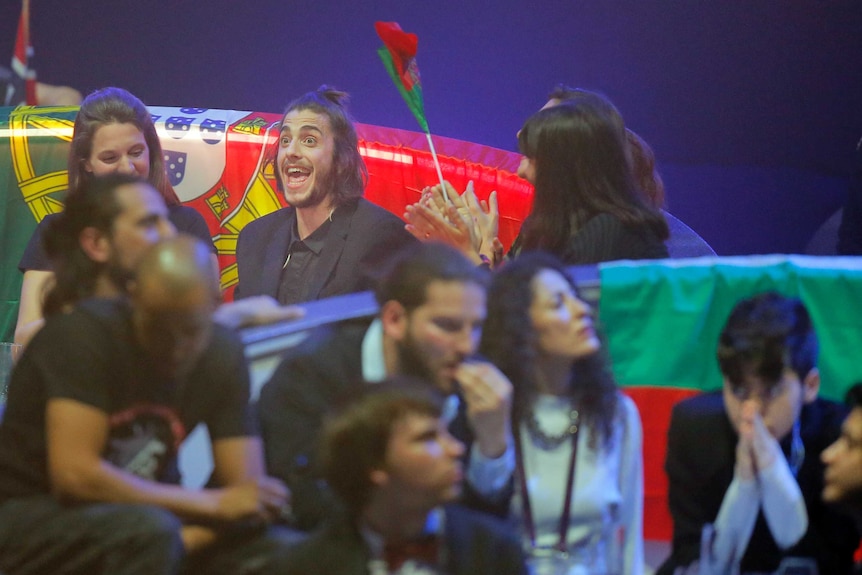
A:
[659,292,860,575]
[234,85,416,304]
[259,242,514,530]
[275,378,527,575]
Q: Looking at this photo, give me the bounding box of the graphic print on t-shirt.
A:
[105,404,187,483]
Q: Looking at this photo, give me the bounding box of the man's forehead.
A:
[116,182,164,213]
[281,108,330,132]
[420,280,486,310]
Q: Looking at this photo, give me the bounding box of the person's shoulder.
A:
[34,298,127,349]
[352,198,406,225]
[263,319,371,389]
[239,206,295,236]
[582,211,625,231]
[670,391,726,428]
[804,396,850,436]
[206,321,245,353]
[616,391,642,425]
[444,504,517,539]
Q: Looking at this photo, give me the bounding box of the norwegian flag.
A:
[8,0,37,105]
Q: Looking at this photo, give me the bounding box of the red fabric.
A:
[375,21,420,91]
[13,0,37,105]
[623,386,701,541]
[384,534,441,571]
[193,111,532,301]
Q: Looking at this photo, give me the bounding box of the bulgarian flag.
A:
[11,0,37,105]
[375,21,447,194]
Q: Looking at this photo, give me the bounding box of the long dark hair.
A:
[517,94,668,255]
[68,87,180,206]
[269,85,367,207]
[42,174,141,316]
[479,252,619,448]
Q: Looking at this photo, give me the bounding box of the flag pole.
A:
[424,132,448,201]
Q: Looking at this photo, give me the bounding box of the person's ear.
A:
[78,226,111,263]
[802,368,820,404]
[380,300,408,342]
[369,468,389,487]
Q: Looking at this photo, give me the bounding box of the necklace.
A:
[525,402,579,450]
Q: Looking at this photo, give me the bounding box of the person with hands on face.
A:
[659,292,859,575]
[0,236,302,575]
[258,242,515,532]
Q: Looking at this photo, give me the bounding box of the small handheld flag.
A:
[11,0,37,106]
[375,21,447,198]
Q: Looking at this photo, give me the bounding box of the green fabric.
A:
[376,47,429,133]
[0,106,75,342]
[598,256,862,401]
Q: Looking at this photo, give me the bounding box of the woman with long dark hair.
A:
[480,252,644,574]
[405,90,668,267]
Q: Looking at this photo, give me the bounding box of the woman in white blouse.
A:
[480,252,644,575]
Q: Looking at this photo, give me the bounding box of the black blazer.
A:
[658,391,859,575]
[234,198,416,300]
[257,320,513,531]
[273,505,528,575]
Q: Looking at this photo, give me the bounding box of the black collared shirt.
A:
[277,216,333,305]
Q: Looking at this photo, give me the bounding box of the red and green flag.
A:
[375,21,429,133]
[375,21,447,193]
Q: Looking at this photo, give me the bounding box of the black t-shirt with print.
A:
[0,298,254,501]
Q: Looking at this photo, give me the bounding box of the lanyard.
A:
[514,420,580,553]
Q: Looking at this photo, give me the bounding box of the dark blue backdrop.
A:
[3,0,861,255]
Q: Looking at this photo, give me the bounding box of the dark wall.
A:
[3,0,861,254]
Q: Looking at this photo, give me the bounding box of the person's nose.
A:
[158,218,177,240]
[116,156,136,175]
[455,327,476,357]
[443,431,465,458]
[284,138,302,159]
[569,295,591,318]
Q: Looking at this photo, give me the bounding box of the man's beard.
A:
[283,163,337,209]
[397,331,457,395]
[106,254,136,295]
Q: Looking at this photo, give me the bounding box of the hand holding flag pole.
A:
[375,21,448,200]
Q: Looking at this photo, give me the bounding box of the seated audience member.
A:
[480,252,644,575]
[405,90,668,267]
[274,378,528,575]
[659,292,860,575]
[234,85,417,304]
[258,242,514,530]
[30,173,302,340]
[15,86,217,348]
[822,382,862,574]
[0,236,301,575]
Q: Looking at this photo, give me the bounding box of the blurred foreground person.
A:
[0,236,301,575]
